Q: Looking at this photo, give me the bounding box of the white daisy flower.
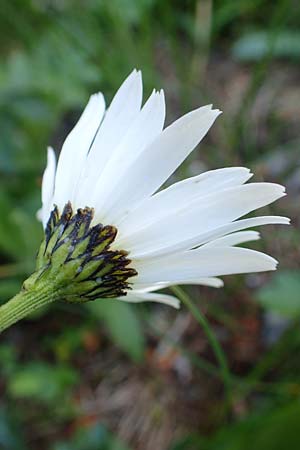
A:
[38,69,289,309]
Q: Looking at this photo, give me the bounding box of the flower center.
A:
[35,202,137,302]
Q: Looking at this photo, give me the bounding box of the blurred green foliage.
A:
[256,271,300,318]
[8,362,78,404]
[0,0,299,449]
[0,407,28,450]
[172,402,300,450]
[88,300,145,363]
[52,424,130,450]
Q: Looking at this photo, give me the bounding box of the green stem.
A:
[0,285,57,333]
[171,286,232,399]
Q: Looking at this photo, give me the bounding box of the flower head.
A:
[39,69,289,308]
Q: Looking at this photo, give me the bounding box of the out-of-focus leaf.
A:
[0,279,22,303]
[8,362,78,403]
[0,344,17,376]
[87,300,145,362]
[214,402,300,450]
[0,194,27,260]
[256,271,300,318]
[171,402,300,450]
[232,31,300,62]
[0,408,28,450]
[47,326,89,362]
[252,402,300,450]
[11,209,42,259]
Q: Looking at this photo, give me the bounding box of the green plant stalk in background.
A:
[171,286,232,404]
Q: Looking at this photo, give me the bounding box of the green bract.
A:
[32,203,137,303]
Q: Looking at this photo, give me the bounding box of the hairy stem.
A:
[0,285,58,333]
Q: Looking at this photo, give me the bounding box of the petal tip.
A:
[159,88,165,100]
[270,257,279,270]
[276,184,287,195]
[215,279,224,288]
[173,299,181,309]
[136,69,142,80]
[213,108,222,115]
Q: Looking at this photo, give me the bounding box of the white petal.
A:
[202,230,260,248]
[53,92,105,210]
[118,167,252,235]
[133,247,278,285]
[75,70,143,207]
[133,277,224,292]
[118,292,180,309]
[94,104,221,225]
[133,215,289,259]
[36,208,43,223]
[91,89,166,223]
[118,183,286,258]
[41,146,56,228]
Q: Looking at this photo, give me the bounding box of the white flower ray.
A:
[117,183,286,258]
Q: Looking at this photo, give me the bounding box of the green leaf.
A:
[0,344,17,376]
[8,362,78,403]
[0,408,28,450]
[256,271,300,318]
[232,31,300,62]
[0,279,22,304]
[213,402,300,450]
[87,300,145,362]
[0,194,27,260]
[171,402,300,450]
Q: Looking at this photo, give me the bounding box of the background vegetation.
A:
[0,0,299,449]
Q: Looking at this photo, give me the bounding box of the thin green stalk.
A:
[171,286,232,399]
[0,286,57,333]
[144,305,286,397]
